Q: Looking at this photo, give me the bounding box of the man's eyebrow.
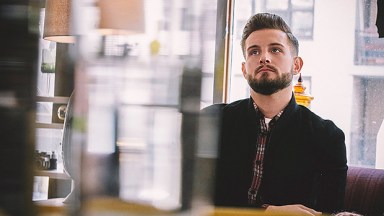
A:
[269,42,285,47]
[246,43,286,51]
[246,45,260,51]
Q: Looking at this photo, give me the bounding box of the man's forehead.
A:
[245,29,289,47]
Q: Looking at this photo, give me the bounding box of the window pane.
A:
[266,0,289,10]
[291,11,313,38]
[355,0,384,65]
[292,0,314,9]
[350,77,384,167]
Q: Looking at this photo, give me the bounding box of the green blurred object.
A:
[41,49,55,73]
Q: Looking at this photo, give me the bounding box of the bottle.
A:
[50,151,57,170]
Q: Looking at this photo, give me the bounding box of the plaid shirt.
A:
[248,102,283,205]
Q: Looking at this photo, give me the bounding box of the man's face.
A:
[241,29,301,95]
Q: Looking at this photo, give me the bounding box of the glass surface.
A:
[71,0,210,212]
[32,1,384,211]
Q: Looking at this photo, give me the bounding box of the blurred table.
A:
[35,197,305,216]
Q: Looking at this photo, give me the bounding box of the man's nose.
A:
[259,55,271,64]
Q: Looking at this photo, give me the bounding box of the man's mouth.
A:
[257,65,277,74]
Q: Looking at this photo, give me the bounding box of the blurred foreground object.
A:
[97,0,145,35]
[0,1,39,215]
[67,0,208,214]
[377,0,384,37]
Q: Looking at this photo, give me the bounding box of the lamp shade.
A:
[43,0,75,43]
[97,0,145,35]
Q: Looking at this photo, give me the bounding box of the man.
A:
[207,13,347,215]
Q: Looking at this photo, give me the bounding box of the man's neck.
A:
[250,86,292,119]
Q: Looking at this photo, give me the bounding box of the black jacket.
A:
[205,95,347,214]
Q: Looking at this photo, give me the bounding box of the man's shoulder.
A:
[217,100,249,117]
[224,99,250,110]
[295,105,343,134]
[201,99,250,114]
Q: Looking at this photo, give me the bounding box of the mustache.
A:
[256,65,278,73]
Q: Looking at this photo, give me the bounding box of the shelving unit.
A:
[35,95,70,198]
[34,163,72,201]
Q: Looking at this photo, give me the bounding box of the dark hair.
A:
[241,13,299,57]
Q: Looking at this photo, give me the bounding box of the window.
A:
[350,0,384,167]
[262,0,315,39]
[355,0,384,65]
[350,77,384,167]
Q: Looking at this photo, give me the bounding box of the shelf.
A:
[35,164,71,180]
[35,170,70,180]
[36,96,70,104]
[36,122,64,129]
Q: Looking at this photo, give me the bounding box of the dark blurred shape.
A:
[194,103,224,207]
[180,64,202,210]
[377,0,384,37]
[0,1,39,215]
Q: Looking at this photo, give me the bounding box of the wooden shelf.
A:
[36,96,70,104]
[35,122,64,129]
[35,164,71,180]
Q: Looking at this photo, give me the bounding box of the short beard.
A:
[247,72,293,95]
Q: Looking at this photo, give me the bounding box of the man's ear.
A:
[241,62,247,78]
[293,56,303,75]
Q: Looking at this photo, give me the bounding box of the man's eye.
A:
[271,48,281,53]
[250,50,259,55]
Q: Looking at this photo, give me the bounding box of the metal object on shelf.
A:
[57,105,67,120]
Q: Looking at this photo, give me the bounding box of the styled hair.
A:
[241,13,299,57]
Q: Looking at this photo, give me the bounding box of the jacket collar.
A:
[247,92,299,121]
